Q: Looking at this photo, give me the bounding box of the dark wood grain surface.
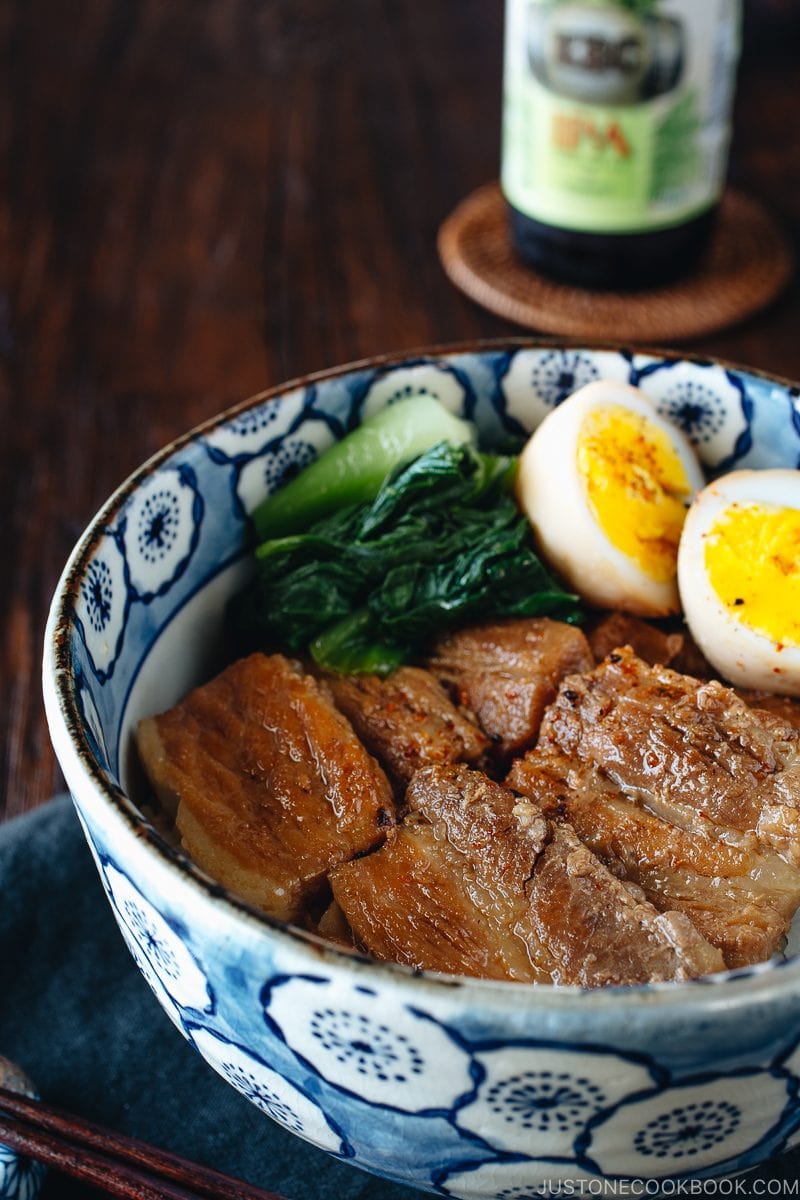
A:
[1,0,799,821]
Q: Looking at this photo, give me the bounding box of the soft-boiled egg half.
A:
[678,469,800,695]
[517,380,705,616]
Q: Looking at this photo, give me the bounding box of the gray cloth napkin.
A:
[2,797,799,1200]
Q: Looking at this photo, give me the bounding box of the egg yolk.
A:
[576,405,693,582]
[704,501,800,647]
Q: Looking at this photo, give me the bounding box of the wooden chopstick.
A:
[0,1085,291,1200]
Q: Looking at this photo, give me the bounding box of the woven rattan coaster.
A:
[438,183,794,342]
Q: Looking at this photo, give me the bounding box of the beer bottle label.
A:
[502,0,741,234]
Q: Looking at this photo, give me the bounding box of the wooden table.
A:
[1,0,799,821]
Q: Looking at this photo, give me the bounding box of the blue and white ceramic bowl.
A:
[43,342,800,1196]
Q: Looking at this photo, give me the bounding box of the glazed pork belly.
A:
[315,900,357,949]
[539,646,800,868]
[587,612,712,678]
[331,764,724,985]
[331,817,543,981]
[428,617,593,761]
[737,691,800,733]
[589,613,800,730]
[323,666,489,795]
[137,653,394,922]
[508,748,800,968]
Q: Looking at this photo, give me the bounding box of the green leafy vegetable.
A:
[251,394,476,541]
[231,441,583,674]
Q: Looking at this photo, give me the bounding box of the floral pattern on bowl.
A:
[233,437,321,520]
[359,361,471,422]
[121,465,203,602]
[499,347,632,434]
[631,358,751,469]
[580,1070,794,1179]
[453,1045,657,1157]
[203,386,309,460]
[96,855,215,1024]
[263,974,475,1113]
[187,1026,350,1156]
[73,530,129,683]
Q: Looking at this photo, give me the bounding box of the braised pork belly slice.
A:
[540,647,800,867]
[136,653,394,922]
[323,666,489,795]
[508,749,800,968]
[737,691,800,733]
[366,764,721,986]
[428,617,593,761]
[589,615,800,728]
[330,819,545,981]
[588,613,712,678]
[315,900,357,950]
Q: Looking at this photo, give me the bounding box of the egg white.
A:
[516,380,705,616]
[678,468,800,695]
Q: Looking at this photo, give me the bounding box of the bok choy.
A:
[230,440,583,675]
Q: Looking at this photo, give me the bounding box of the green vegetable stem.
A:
[251,394,476,541]
[231,439,583,675]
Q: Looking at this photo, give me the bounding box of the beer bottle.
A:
[501,0,742,290]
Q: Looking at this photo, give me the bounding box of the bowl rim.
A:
[43,336,800,1011]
